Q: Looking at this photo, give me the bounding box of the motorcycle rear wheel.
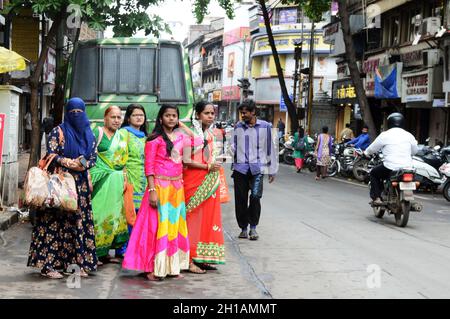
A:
[327,159,338,177]
[283,150,295,166]
[395,202,410,227]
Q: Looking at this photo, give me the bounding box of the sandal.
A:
[63,268,89,278]
[196,263,217,271]
[41,270,63,279]
[189,263,206,274]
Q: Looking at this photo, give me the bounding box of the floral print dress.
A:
[27,126,98,273]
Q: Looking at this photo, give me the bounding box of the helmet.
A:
[387,112,405,129]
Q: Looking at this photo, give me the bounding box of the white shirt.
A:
[365,128,418,170]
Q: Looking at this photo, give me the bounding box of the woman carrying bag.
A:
[27,97,98,279]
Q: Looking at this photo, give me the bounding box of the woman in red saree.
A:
[183,101,226,274]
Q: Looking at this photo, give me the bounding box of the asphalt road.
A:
[1,164,450,299]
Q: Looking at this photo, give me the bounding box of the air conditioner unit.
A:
[422,17,441,36]
[423,49,440,67]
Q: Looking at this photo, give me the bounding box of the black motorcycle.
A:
[371,169,423,227]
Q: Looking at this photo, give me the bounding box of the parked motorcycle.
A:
[281,136,295,166]
[439,163,450,201]
[332,143,362,178]
[412,155,447,192]
[371,169,423,227]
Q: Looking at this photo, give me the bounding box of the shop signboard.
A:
[280,94,293,112]
[332,79,358,105]
[401,69,433,103]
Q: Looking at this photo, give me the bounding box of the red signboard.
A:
[0,113,5,168]
[221,86,240,101]
[223,27,250,46]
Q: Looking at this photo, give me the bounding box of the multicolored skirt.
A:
[122,176,189,277]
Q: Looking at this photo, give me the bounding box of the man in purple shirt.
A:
[231,99,278,240]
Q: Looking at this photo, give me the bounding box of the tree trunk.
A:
[259,0,298,133]
[28,13,63,169]
[338,0,377,141]
[53,24,81,126]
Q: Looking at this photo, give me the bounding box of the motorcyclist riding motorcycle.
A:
[345,124,371,151]
[364,113,419,206]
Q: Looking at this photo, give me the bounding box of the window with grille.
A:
[101,47,155,94]
[159,44,187,102]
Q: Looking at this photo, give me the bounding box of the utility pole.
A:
[292,41,302,106]
[307,21,315,135]
[239,35,248,104]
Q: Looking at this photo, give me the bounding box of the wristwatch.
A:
[79,157,88,169]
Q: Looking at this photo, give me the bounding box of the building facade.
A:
[249,2,337,132]
[326,0,446,145]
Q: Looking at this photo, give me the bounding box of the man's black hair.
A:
[238,99,256,112]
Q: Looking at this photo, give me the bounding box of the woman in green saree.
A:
[90,106,129,264]
[116,104,148,256]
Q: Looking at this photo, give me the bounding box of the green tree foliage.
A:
[3,0,170,37]
[283,0,331,22]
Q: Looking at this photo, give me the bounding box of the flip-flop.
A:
[189,263,207,274]
[41,271,63,279]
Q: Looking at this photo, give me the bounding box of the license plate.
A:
[399,182,416,190]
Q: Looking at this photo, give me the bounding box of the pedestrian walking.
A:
[232,99,278,241]
[90,106,129,265]
[27,97,98,279]
[122,105,199,281]
[115,104,148,257]
[293,126,310,173]
[314,126,333,180]
[277,118,285,139]
[183,101,225,274]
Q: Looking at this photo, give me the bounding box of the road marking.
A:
[330,177,367,188]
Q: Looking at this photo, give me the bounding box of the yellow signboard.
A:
[253,34,330,54]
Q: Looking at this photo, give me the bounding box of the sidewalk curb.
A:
[0,211,19,231]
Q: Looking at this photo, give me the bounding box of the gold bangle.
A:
[148,188,156,192]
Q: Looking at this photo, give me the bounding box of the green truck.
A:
[65,37,195,128]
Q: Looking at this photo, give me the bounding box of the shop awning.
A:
[0,46,27,73]
[367,0,412,20]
